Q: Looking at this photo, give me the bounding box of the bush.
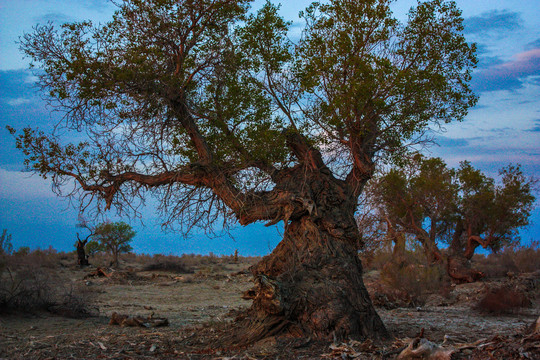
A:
[511,242,540,273]
[0,266,56,311]
[473,242,540,278]
[380,261,448,307]
[49,284,98,318]
[0,229,13,256]
[142,255,194,273]
[14,246,30,256]
[0,251,96,317]
[476,286,531,314]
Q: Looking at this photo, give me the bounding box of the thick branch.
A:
[464,235,494,259]
[345,135,375,197]
[284,130,328,172]
[170,99,213,164]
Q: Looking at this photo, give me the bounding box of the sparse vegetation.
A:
[476,286,532,314]
[1,245,538,359]
[0,249,96,317]
[473,242,540,278]
[142,255,194,273]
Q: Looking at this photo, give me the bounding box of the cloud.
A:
[35,12,73,24]
[525,38,540,51]
[83,0,114,12]
[527,119,540,132]
[472,49,540,93]
[463,10,523,35]
[0,69,39,99]
[434,136,469,148]
[474,44,504,70]
[0,168,55,200]
[6,98,31,106]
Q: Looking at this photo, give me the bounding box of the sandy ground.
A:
[1,261,538,359]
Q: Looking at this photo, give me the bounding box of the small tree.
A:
[93,222,135,267]
[0,229,13,256]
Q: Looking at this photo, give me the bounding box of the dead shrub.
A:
[0,266,57,311]
[474,252,518,278]
[49,284,98,318]
[362,249,393,272]
[0,256,95,317]
[473,242,540,278]
[510,243,540,273]
[380,261,448,307]
[143,255,194,273]
[476,286,531,314]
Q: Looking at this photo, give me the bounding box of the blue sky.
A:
[1,0,539,255]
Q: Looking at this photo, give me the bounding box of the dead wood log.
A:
[397,329,454,360]
[109,312,169,327]
[85,267,111,278]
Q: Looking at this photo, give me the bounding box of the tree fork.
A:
[230,164,388,344]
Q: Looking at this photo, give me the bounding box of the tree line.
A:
[359,155,536,283]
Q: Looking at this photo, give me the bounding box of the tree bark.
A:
[76,238,89,267]
[232,168,388,344]
[446,221,484,283]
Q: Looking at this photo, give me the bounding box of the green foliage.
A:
[93,221,135,266]
[11,0,478,233]
[373,155,537,258]
[85,240,104,256]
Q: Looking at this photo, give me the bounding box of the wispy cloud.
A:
[472,49,540,93]
[6,98,31,106]
[527,119,540,132]
[34,12,73,24]
[434,136,469,148]
[464,10,523,36]
[525,38,540,51]
[475,44,504,70]
[0,168,54,200]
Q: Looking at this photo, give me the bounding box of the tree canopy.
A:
[93,221,135,267]
[10,0,479,340]
[11,0,477,234]
[371,155,536,281]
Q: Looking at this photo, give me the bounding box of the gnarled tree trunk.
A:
[234,167,388,344]
[446,222,484,283]
[76,238,89,267]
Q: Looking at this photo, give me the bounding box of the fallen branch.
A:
[85,267,111,278]
[109,312,169,327]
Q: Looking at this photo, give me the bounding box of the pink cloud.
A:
[473,49,540,92]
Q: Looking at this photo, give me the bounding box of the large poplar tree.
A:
[11,0,476,341]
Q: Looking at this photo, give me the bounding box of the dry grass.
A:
[475,286,532,314]
[378,261,448,307]
[142,255,195,273]
[0,248,96,317]
[473,242,540,278]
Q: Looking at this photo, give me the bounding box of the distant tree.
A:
[372,155,536,282]
[85,240,104,257]
[11,0,477,341]
[14,246,30,257]
[93,222,135,267]
[75,217,94,266]
[0,229,13,256]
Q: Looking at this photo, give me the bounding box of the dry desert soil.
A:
[1,258,539,359]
